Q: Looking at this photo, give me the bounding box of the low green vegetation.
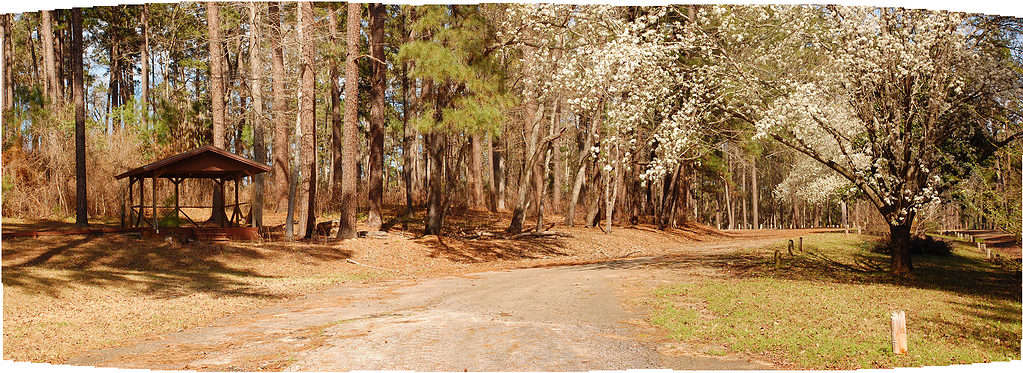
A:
[651,234,1021,369]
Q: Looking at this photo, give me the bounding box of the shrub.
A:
[869,235,953,256]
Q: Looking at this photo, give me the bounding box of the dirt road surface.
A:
[68,237,790,371]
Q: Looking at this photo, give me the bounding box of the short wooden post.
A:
[799,237,803,252]
[774,250,781,269]
[890,310,908,355]
[787,240,794,255]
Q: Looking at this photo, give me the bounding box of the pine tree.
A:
[337,1,361,240]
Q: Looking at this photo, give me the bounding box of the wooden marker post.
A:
[788,240,794,255]
[799,237,803,252]
[891,310,908,355]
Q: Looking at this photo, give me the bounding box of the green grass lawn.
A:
[651,234,1022,369]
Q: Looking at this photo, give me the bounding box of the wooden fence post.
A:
[774,250,781,269]
[891,310,908,354]
[788,240,794,255]
[799,237,803,252]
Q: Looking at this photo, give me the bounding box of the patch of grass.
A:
[651,233,1022,369]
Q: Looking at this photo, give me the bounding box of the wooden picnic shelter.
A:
[115,145,270,235]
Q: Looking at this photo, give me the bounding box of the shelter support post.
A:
[152,176,158,233]
[136,177,145,228]
[232,176,241,225]
[217,178,226,228]
[126,177,135,228]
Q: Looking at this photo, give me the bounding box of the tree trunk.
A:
[424,132,447,235]
[328,6,344,210]
[470,135,484,209]
[552,133,563,214]
[141,5,150,130]
[841,200,848,229]
[208,3,225,147]
[2,15,13,136]
[269,2,290,214]
[605,146,624,234]
[249,2,265,228]
[296,2,317,239]
[207,2,228,225]
[40,10,60,105]
[486,134,497,212]
[889,222,913,274]
[741,163,747,229]
[507,101,545,233]
[494,134,506,210]
[723,175,733,229]
[567,112,595,227]
[366,3,386,231]
[337,1,361,239]
[72,8,86,225]
[106,41,117,133]
[401,63,415,214]
[751,156,759,229]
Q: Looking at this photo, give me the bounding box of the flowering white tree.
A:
[497,5,712,232]
[773,156,853,209]
[751,7,1023,273]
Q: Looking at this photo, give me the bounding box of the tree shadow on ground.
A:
[2,233,352,299]
[577,242,1021,303]
[1,219,120,235]
[418,235,568,263]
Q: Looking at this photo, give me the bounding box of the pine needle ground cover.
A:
[1,210,758,364]
[650,234,1022,369]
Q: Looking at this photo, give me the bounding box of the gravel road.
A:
[69,238,787,371]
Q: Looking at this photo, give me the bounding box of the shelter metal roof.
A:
[115,146,271,180]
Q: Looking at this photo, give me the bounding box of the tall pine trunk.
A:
[140,5,149,130]
[337,2,360,239]
[2,15,14,138]
[424,132,447,235]
[366,3,386,231]
[249,3,265,227]
[40,10,60,106]
[73,8,86,226]
[296,2,317,239]
[328,6,343,209]
[207,2,228,225]
[269,2,290,214]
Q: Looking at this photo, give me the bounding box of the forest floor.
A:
[2,208,1020,369]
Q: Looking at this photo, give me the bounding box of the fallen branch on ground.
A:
[620,250,641,258]
[345,258,398,272]
[509,230,574,240]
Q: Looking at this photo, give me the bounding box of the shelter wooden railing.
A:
[125,202,251,229]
